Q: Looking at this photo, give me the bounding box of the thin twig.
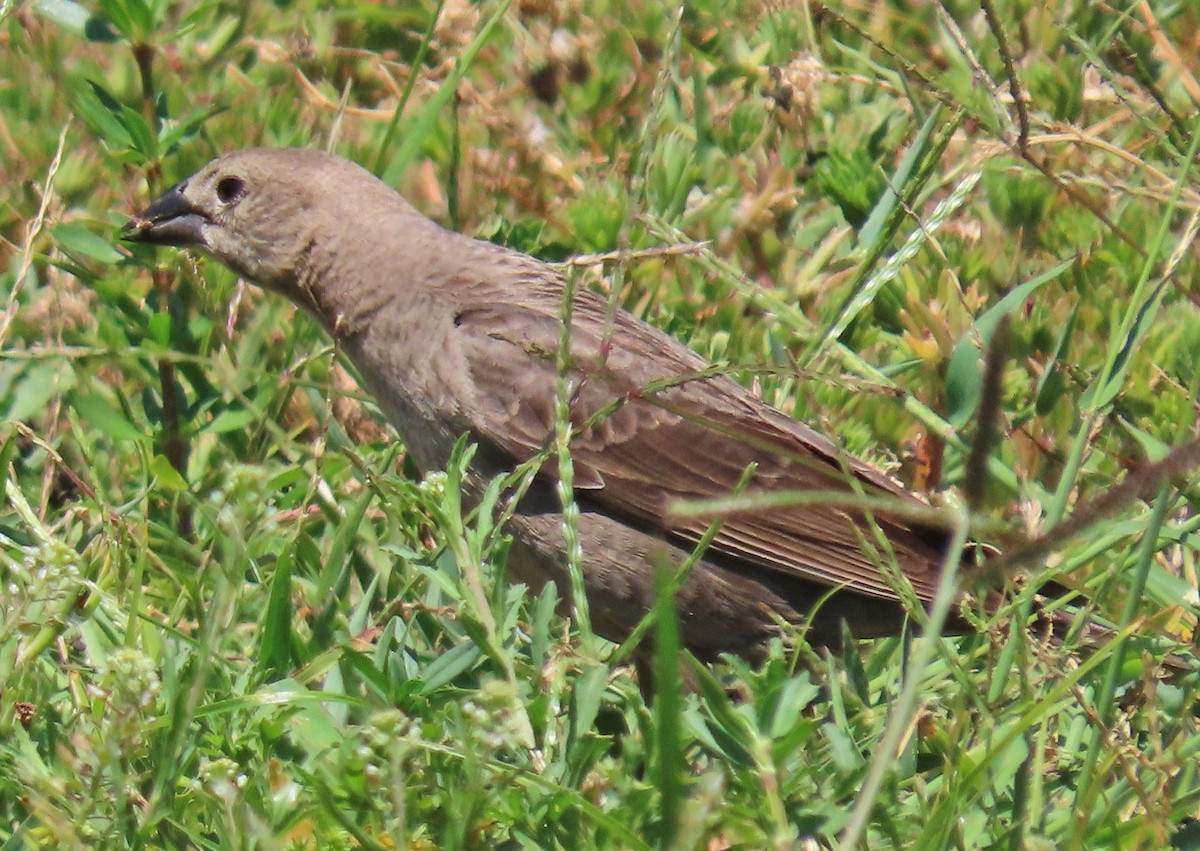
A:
[963,314,1011,512]
[557,240,711,269]
[989,432,1200,574]
[980,0,1030,148]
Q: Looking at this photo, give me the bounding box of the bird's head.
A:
[122,148,394,293]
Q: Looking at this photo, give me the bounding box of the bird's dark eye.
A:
[216,177,245,204]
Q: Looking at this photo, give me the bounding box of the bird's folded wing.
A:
[452,297,944,602]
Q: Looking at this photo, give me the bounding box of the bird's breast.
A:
[337,306,470,475]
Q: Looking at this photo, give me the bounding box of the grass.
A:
[2,0,1200,847]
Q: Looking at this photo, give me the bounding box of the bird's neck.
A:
[291,213,439,339]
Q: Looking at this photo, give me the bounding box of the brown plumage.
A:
[123,147,954,660]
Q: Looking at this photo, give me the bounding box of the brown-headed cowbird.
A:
[124,148,953,660]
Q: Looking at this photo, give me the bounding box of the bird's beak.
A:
[121,182,208,246]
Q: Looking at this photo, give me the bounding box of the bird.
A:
[123,147,957,662]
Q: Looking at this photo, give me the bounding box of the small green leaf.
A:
[35,0,119,40]
[258,541,296,678]
[946,258,1074,425]
[97,0,130,34]
[530,582,558,672]
[944,341,982,428]
[149,454,188,491]
[206,408,257,434]
[53,222,126,265]
[71,390,144,442]
[419,642,481,693]
[120,102,158,158]
[6,361,75,421]
[564,663,607,775]
[75,82,134,148]
[35,0,103,38]
[35,0,89,31]
[147,311,172,347]
[1116,418,1170,463]
[158,105,225,153]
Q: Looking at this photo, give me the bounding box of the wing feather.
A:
[452,286,945,602]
